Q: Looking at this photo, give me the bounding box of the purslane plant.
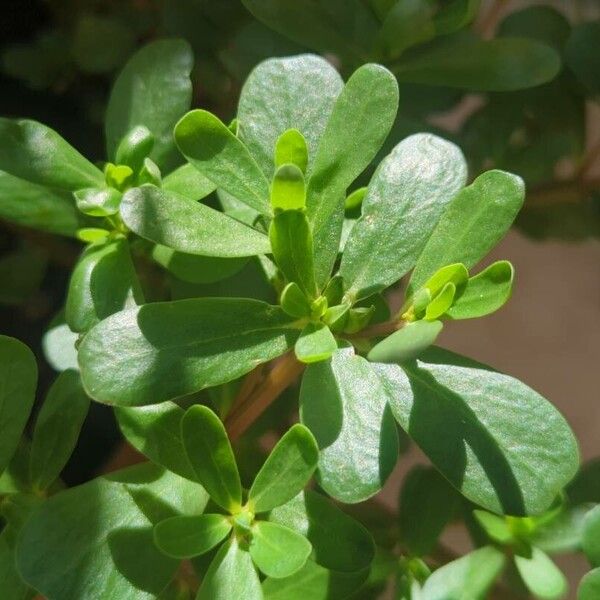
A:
[0,40,596,600]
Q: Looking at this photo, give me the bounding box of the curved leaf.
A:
[514,547,567,600]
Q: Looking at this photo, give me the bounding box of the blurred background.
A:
[0,1,598,596]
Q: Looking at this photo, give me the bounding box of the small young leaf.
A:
[154,514,232,559]
[120,186,270,257]
[447,261,514,320]
[74,187,121,217]
[420,546,505,599]
[105,39,193,170]
[579,568,600,600]
[197,538,262,600]
[65,238,143,333]
[275,129,308,173]
[280,282,312,319]
[340,134,467,301]
[399,466,460,556]
[175,109,271,215]
[30,370,89,491]
[269,210,318,298]
[367,320,443,364]
[473,510,514,545]
[78,298,299,406]
[307,63,399,287]
[115,125,154,173]
[345,187,367,211]
[162,163,215,201]
[271,164,306,211]
[409,170,524,294]
[0,119,104,191]
[322,304,350,333]
[115,402,194,481]
[300,348,398,503]
[181,405,242,512]
[137,158,161,186]
[422,263,469,297]
[294,323,337,364]
[0,336,37,472]
[76,228,110,244]
[249,424,319,513]
[582,505,600,567]
[425,282,456,320]
[514,547,568,600]
[250,521,312,579]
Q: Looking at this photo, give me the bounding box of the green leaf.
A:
[174,109,270,215]
[75,186,122,217]
[105,39,193,170]
[29,370,89,491]
[65,238,143,334]
[582,505,600,567]
[340,134,467,301]
[420,546,505,599]
[447,261,514,320]
[249,424,319,513]
[115,125,154,172]
[409,170,524,294]
[533,504,593,554]
[300,348,398,503]
[473,510,514,545]
[374,347,579,515]
[399,466,460,556]
[237,55,343,180]
[424,282,455,320]
[0,335,37,472]
[0,171,80,236]
[250,521,312,579]
[367,320,443,364]
[79,298,299,406]
[162,163,216,201]
[120,186,269,257]
[275,129,308,173]
[306,63,399,287]
[514,547,567,600]
[268,490,374,572]
[295,323,338,364]
[262,560,368,600]
[181,405,241,512]
[154,514,232,559]
[421,263,469,298]
[197,538,262,600]
[565,22,600,96]
[16,463,208,600]
[269,210,317,298]
[579,568,600,600]
[0,119,103,190]
[115,402,194,481]
[42,314,79,372]
[271,164,306,211]
[394,36,561,91]
[0,529,31,600]
[280,282,312,318]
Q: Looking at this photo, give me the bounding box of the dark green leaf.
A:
[582,505,600,567]
[79,298,299,406]
[0,529,31,600]
[306,63,398,287]
[154,514,232,558]
[0,335,37,472]
[268,490,374,572]
[409,170,524,294]
[65,238,143,333]
[420,546,505,599]
[0,119,103,190]
[275,129,308,173]
[16,463,208,600]
[0,171,80,236]
[394,36,561,91]
[447,261,514,320]
[375,347,579,515]
[162,163,216,201]
[105,39,193,170]
[174,109,270,214]
[399,466,460,556]
[269,210,317,297]
[367,320,443,364]
[250,521,312,578]
[300,348,398,503]
[249,424,319,513]
[29,370,89,491]
[514,547,567,600]
[340,134,467,301]
[181,405,241,512]
[197,538,262,600]
[294,323,338,364]
[121,186,270,257]
[565,22,600,96]
[579,568,600,600]
[115,402,194,480]
[238,55,343,180]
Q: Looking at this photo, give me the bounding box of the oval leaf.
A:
[514,547,568,600]
[582,505,600,567]
[294,323,338,364]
